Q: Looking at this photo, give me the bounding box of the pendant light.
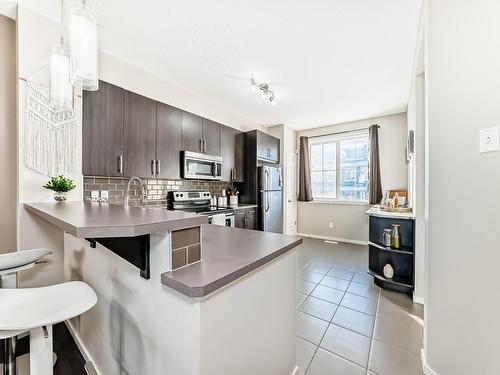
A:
[69,0,98,91]
[49,1,74,110]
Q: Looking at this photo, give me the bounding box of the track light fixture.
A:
[251,76,276,105]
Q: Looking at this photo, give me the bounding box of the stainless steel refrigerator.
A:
[258,165,283,234]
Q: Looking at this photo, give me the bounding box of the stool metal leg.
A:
[2,337,16,375]
[30,325,53,375]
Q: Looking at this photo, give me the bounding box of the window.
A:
[309,131,369,202]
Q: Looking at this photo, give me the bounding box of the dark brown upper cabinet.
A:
[202,119,220,156]
[83,80,244,180]
[83,81,124,176]
[123,91,157,178]
[181,111,203,153]
[268,135,280,162]
[255,130,280,163]
[181,112,220,155]
[220,125,244,182]
[156,103,182,179]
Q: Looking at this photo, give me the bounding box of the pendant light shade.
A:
[49,46,74,110]
[69,2,98,91]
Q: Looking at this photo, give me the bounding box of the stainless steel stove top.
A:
[170,191,234,216]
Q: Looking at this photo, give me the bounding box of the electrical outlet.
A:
[100,190,109,199]
[91,191,100,199]
[329,222,334,228]
[480,126,499,153]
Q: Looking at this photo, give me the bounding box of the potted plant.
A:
[227,185,239,206]
[43,175,76,202]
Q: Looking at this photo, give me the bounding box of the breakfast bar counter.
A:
[24,201,207,238]
[26,201,302,375]
[162,225,302,297]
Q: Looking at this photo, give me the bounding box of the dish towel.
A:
[211,214,226,226]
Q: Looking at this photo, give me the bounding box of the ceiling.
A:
[13,0,422,130]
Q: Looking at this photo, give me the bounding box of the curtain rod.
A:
[306,124,379,139]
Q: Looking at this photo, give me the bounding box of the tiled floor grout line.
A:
[365,287,382,375]
[306,264,378,373]
[302,263,337,375]
[299,258,383,374]
[297,240,423,375]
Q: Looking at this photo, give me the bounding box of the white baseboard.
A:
[65,321,101,375]
[421,348,439,375]
[413,294,425,305]
[296,232,368,246]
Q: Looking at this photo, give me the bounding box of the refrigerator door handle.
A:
[266,191,270,212]
[264,169,269,191]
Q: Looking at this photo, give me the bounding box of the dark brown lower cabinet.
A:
[234,208,256,230]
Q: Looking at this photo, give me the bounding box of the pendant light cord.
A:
[59,0,64,47]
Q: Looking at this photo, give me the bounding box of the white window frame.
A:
[309,130,369,203]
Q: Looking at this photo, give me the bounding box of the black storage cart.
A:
[367,208,415,295]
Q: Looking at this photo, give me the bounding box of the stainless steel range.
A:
[170,191,234,227]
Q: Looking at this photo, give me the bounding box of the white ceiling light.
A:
[69,0,99,91]
[49,1,73,110]
[251,76,276,106]
[49,43,73,110]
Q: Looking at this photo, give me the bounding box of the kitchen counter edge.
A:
[24,201,208,238]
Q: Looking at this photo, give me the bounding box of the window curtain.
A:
[368,125,383,204]
[298,136,313,202]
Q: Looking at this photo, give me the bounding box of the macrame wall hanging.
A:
[24,79,77,177]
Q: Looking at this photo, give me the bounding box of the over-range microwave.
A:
[182,151,223,180]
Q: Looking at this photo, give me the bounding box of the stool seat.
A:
[0,329,27,340]
[0,249,52,276]
[0,281,97,332]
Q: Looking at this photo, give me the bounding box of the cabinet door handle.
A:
[203,138,207,152]
[117,155,123,174]
[156,160,160,176]
[200,138,204,152]
[151,160,156,176]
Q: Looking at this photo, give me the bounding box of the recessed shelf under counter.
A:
[366,209,415,295]
[367,241,414,255]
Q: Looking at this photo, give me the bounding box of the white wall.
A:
[406,1,426,304]
[0,15,17,255]
[425,0,500,373]
[16,5,83,287]
[296,112,408,243]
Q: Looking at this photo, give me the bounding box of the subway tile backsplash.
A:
[83,176,233,206]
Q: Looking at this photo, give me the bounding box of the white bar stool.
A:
[0,282,97,375]
[0,249,52,375]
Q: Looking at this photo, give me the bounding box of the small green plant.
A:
[43,175,76,193]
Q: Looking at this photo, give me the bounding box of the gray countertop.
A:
[24,202,208,238]
[229,204,258,210]
[161,225,302,298]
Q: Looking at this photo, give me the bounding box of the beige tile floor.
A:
[295,238,424,375]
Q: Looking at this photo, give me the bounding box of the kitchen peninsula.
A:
[24,202,302,375]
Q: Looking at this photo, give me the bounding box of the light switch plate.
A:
[91,190,100,199]
[100,190,109,199]
[480,126,499,153]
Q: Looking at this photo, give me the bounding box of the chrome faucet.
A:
[124,176,147,206]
